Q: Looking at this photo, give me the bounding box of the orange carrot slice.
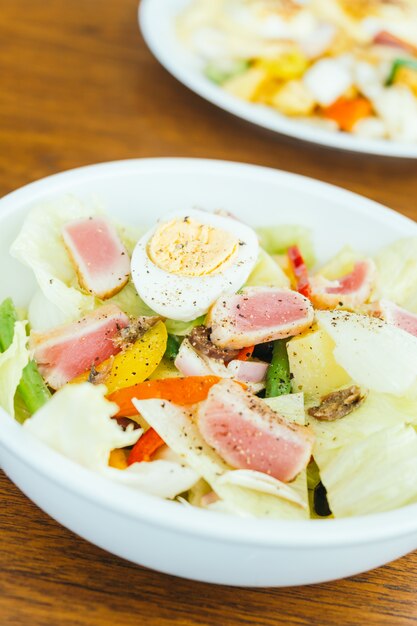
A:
[323,97,373,132]
[108,375,222,417]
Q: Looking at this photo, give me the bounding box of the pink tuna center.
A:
[393,309,417,338]
[325,262,369,295]
[40,319,126,381]
[201,410,304,482]
[65,218,124,274]
[232,292,308,331]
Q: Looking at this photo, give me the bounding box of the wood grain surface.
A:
[0,1,416,624]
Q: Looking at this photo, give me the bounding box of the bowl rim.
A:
[2,156,417,548]
[139,0,417,159]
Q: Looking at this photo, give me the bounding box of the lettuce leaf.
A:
[205,59,250,85]
[187,479,213,507]
[24,383,140,470]
[256,225,315,268]
[23,382,198,497]
[28,289,69,333]
[103,460,199,499]
[316,310,417,395]
[115,224,145,256]
[165,316,205,336]
[309,390,417,454]
[316,424,417,517]
[264,394,308,516]
[0,321,29,417]
[108,281,156,318]
[373,238,417,312]
[310,389,417,517]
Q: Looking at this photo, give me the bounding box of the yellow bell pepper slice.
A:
[108,448,129,470]
[256,50,308,81]
[71,321,167,393]
[104,321,167,394]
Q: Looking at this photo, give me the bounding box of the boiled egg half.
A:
[131,209,259,321]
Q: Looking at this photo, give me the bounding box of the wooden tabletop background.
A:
[1,1,417,624]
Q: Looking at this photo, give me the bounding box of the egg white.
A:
[131,209,259,321]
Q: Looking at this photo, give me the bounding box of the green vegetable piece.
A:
[164,334,180,361]
[265,339,291,398]
[0,297,50,420]
[386,58,417,86]
[256,225,316,268]
[18,361,51,415]
[204,59,250,85]
[14,391,31,425]
[165,315,205,337]
[306,459,321,491]
[0,298,18,351]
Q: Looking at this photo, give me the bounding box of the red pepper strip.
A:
[236,346,255,361]
[127,428,165,465]
[287,245,311,298]
[374,31,417,55]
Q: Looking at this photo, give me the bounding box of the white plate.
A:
[1,158,417,587]
[139,0,417,159]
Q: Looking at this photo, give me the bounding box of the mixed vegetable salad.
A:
[2,196,417,520]
[177,0,417,142]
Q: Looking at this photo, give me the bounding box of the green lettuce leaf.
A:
[310,390,417,517]
[309,390,417,453]
[373,238,417,312]
[256,225,315,268]
[316,310,417,396]
[108,281,156,317]
[0,321,29,417]
[165,316,205,336]
[317,424,417,517]
[24,383,140,469]
[115,224,145,256]
[264,393,308,518]
[205,59,250,85]
[103,459,198,499]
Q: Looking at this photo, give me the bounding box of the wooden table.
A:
[1,1,416,624]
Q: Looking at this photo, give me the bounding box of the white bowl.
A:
[1,158,417,587]
[139,0,417,159]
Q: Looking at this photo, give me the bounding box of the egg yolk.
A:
[148,217,239,277]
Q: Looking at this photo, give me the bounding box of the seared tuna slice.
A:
[198,379,314,482]
[30,304,129,389]
[310,259,375,309]
[62,217,130,299]
[208,286,314,350]
[379,299,417,338]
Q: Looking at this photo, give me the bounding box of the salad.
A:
[2,197,417,520]
[177,0,417,142]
